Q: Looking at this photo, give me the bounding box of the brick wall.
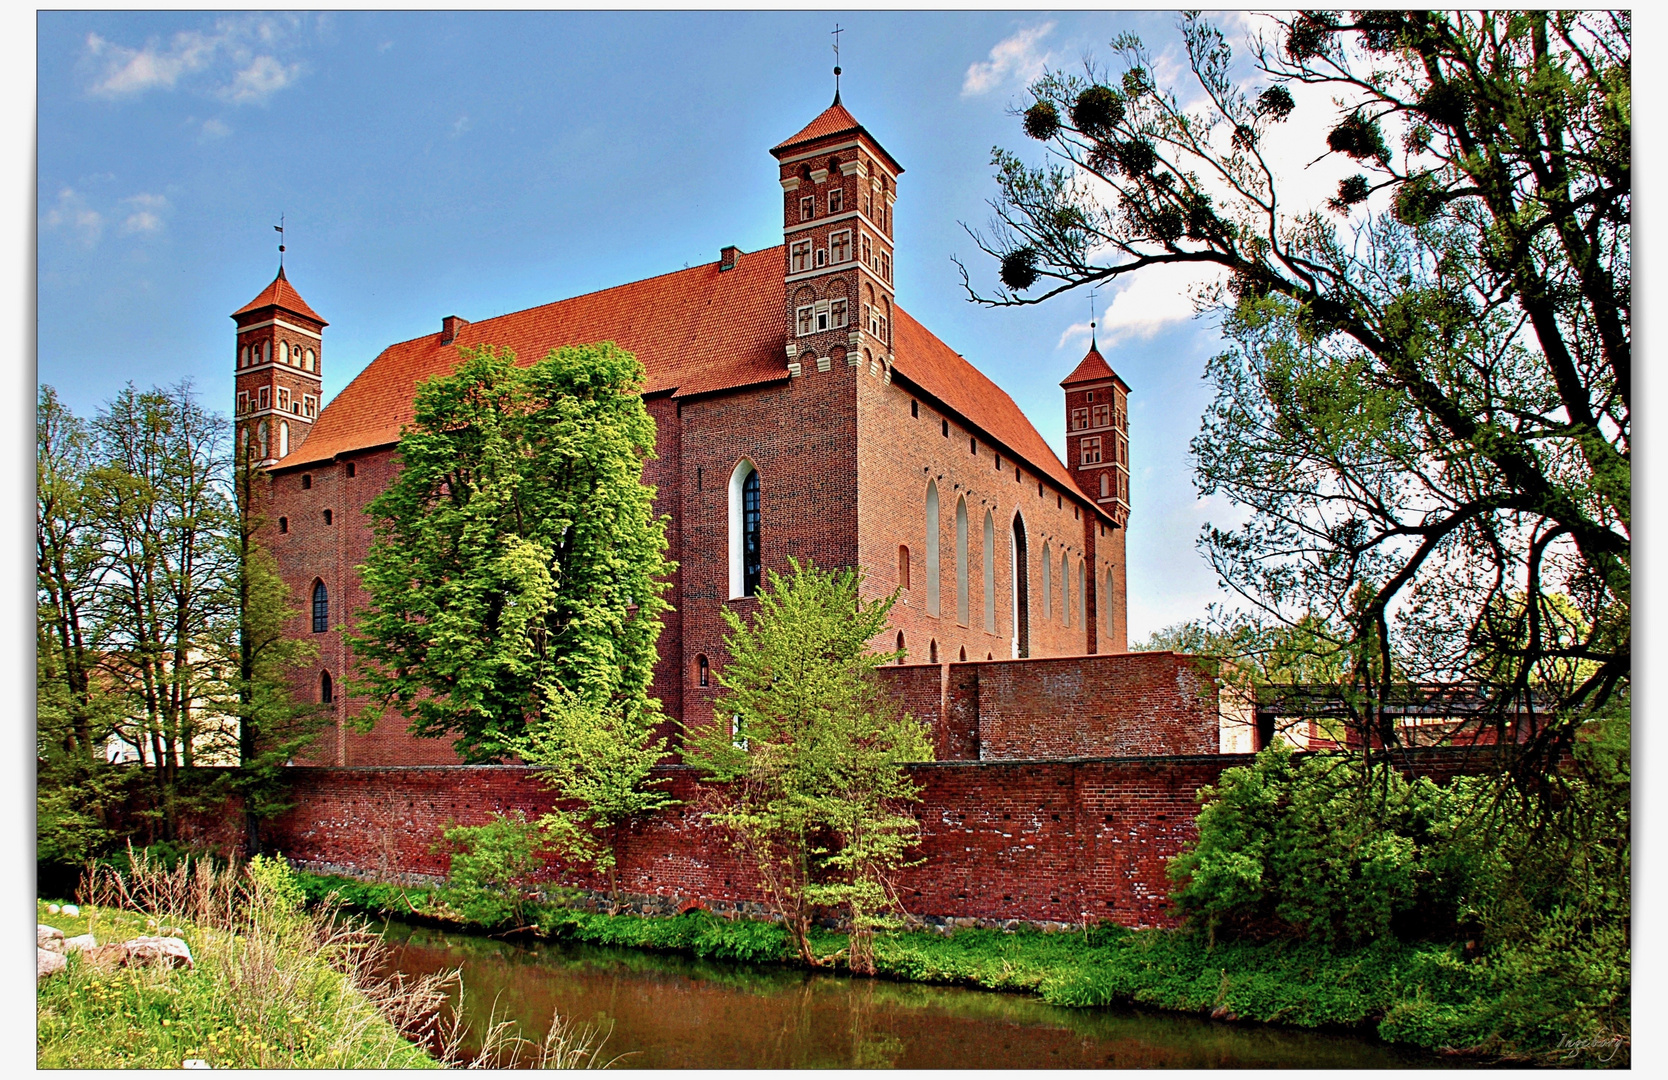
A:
[258,756,1244,929]
[874,651,1219,762]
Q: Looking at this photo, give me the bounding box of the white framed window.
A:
[303,394,318,418]
[861,234,872,266]
[280,342,290,365]
[279,420,290,458]
[1092,403,1110,428]
[728,459,761,599]
[305,348,316,372]
[257,386,270,410]
[800,195,814,221]
[881,252,892,281]
[814,247,828,268]
[1081,436,1103,465]
[816,306,829,332]
[262,342,270,363]
[830,298,847,328]
[790,240,812,273]
[239,345,249,367]
[236,391,249,415]
[828,187,843,213]
[796,306,815,337]
[277,387,291,413]
[1072,408,1089,430]
[830,230,851,263]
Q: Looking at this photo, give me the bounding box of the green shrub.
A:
[433,812,548,926]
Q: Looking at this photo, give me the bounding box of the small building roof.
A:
[1059,343,1127,390]
[769,99,903,174]
[232,266,327,326]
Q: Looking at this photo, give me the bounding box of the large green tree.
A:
[967,12,1628,777]
[352,343,675,877]
[685,560,932,974]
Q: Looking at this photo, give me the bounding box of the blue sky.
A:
[36,9,1269,642]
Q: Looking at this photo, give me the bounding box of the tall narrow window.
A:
[1100,473,1110,498]
[830,230,851,263]
[1078,560,1087,637]
[1105,569,1115,633]
[696,654,710,687]
[1011,514,1030,658]
[1061,549,1071,626]
[924,481,941,617]
[279,420,289,458]
[983,511,997,632]
[278,516,288,534]
[828,187,843,213]
[955,496,969,626]
[320,670,333,704]
[896,631,906,663]
[800,195,814,221]
[897,544,910,589]
[311,581,328,633]
[728,460,761,598]
[929,639,938,664]
[1041,542,1053,622]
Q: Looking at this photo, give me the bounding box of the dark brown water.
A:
[378,921,1447,1069]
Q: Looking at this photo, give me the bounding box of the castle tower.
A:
[769,94,902,378]
[1061,341,1131,527]
[231,267,327,465]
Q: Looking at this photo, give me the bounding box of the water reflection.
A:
[378,920,1445,1069]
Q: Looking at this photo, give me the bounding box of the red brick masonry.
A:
[262,756,1240,930]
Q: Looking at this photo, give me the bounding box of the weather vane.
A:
[832,24,843,103]
[274,214,286,269]
[1089,285,1099,348]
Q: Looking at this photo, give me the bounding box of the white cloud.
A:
[220,54,299,104]
[962,22,1055,98]
[120,193,168,235]
[1057,263,1225,353]
[451,114,472,138]
[199,117,232,139]
[42,188,104,247]
[81,16,307,105]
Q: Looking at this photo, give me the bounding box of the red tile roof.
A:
[281,246,1103,521]
[1060,344,1121,388]
[770,99,903,173]
[232,266,327,325]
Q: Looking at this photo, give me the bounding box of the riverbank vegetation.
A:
[38,853,446,1069]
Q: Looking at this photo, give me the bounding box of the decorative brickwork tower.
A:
[1061,340,1131,527]
[232,267,327,465]
[770,93,902,379]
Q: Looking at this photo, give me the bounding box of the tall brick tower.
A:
[770,91,902,377]
[232,266,327,465]
[1061,337,1131,527]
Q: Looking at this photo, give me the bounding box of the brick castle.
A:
[224,91,1268,924]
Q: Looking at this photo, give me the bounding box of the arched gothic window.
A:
[982,511,997,632]
[1011,513,1030,658]
[279,420,290,458]
[305,348,316,371]
[897,544,910,590]
[320,670,333,704]
[696,654,710,688]
[728,460,761,598]
[924,481,941,617]
[1105,568,1115,633]
[929,639,938,664]
[311,580,328,634]
[955,496,969,626]
[1041,542,1053,622]
[239,345,248,367]
[895,631,906,664]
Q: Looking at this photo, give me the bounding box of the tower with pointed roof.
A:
[232,266,327,465]
[1061,337,1131,528]
[770,91,900,380]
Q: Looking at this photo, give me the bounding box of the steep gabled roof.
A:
[232,266,327,326]
[280,248,1102,523]
[892,310,1103,519]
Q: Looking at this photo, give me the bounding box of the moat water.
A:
[378,920,1456,1069]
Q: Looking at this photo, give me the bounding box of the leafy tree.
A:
[434,811,550,927]
[225,445,324,851]
[685,560,932,974]
[518,688,675,911]
[353,342,673,763]
[966,12,1628,779]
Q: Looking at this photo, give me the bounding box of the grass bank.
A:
[297,869,1621,1066]
[37,857,447,1070]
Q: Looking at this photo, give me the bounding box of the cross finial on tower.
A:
[831,24,843,104]
[274,214,286,269]
[1089,285,1099,349]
